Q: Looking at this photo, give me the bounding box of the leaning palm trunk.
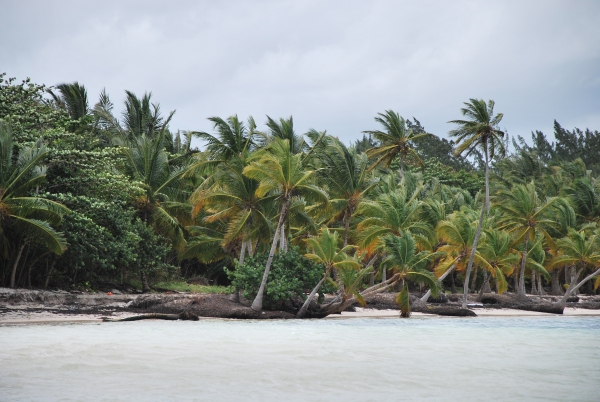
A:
[297,268,330,318]
[251,200,288,311]
[462,199,486,308]
[531,271,537,295]
[555,266,600,306]
[517,236,529,300]
[421,264,456,302]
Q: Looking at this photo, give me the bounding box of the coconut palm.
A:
[49,82,89,121]
[548,229,600,306]
[363,110,429,177]
[449,99,506,307]
[420,210,486,304]
[495,182,562,300]
[191,154,273,265]
[316,139,378,246]
[94,90,174,143]
[382,232,441,317]
[357,187,431,254]
[298,227,360,318]
[476,228,519,297]
[193,115,256,161]
[243,138,328,311]
[0,122,68,287]
[565,177,600,227]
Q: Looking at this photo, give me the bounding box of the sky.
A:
[2,0,599,148]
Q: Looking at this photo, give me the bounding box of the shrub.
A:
[228,246,335,310]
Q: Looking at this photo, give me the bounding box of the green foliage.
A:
[0,73,69,143]
[228,246,334,310]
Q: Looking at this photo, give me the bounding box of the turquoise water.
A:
[1,317,599,401]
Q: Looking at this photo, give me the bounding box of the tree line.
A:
[1,73,599,315]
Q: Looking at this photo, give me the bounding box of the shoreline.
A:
[2,307,600,325]
[2,288,600,325]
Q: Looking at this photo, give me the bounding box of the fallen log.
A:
[103,311,199,322]
[414,305,477,317]
[509,304,564,315]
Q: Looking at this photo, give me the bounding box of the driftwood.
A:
[103,311,199,322]
[508,304,564,315]
[413,305,477,317]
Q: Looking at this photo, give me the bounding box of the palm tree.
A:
[495,182,561,300]
[317,139,378,246]
[476,228,519,297]
[121,132,192,290]
[382,232,441,317]
[298,227,359,318]
[363,110,429,177]
[449,99,505,307]
[565,177,600,227]
[0,122,68,287]
[193,115,256,161]
[190,154,274,279]
[420,210,486,304]
[243,138,328,311]
[549,229,600,306]
[49,82,89,121]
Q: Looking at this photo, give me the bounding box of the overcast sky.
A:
[2,0,599,147]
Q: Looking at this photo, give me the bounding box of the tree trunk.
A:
[450,270,457,294]
[556,267,600,306]
[44,261,56,289]
[462,195,486,308]
[484,142,490,212]
[381,266,386,283]
[482,269,491,293]
[400,158,405,179]
[569,266,578,296]
[140,269,151,293]
[297,268,330,318]
[421,264,456,302]
[517,235,529,300]
[551,270,563,295]
[251,199,288,311]
[239,241,247,265]
[247,239,253,257]
[470,266,478,293]
[10,242,26,288]
[531,271,537,295]
[537,273,545,295]
[343,210,351,248]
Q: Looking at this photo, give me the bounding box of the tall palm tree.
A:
[449,99,505,307]
[549,229,600,305]
[495,182,561,300]
[298,227,359,318]
[243,138,328,311]
[382,232,441,317]
[363,110,429,177]
[0,122,68,287]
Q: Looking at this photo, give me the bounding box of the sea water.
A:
[1,316,599,401]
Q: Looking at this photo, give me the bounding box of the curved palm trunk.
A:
[517,236,529,300]
[297,267,330,318]
[251,199,289,311]
[421,264,456,302]
[556,266,600,306]
[343,210,351,248]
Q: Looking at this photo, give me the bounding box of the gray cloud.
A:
[2,0,599,147]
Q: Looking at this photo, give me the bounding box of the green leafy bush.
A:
[228,246,334,310]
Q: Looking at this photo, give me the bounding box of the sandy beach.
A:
[2,306,600,325]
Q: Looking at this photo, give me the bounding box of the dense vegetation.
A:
[1,73,599,315]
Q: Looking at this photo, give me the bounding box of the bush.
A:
[228,246,335,310]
